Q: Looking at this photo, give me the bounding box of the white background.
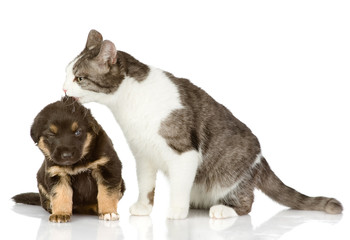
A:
[0,1,349,239]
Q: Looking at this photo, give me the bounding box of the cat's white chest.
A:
[106,67,183,168]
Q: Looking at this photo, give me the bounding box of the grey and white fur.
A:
[63,30,343,219]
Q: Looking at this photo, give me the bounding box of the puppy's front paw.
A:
[167,207,189,220]
[99,213,119,221]
[49,214,71,223]
[130,202,153,216]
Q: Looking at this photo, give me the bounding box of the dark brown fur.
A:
[147,188,155,206]
[12,97,125,222]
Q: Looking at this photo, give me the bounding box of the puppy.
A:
[13,96,125,223]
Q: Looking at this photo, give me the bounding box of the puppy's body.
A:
[13,97,125,222]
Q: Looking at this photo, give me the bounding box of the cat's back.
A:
[159,71,259,154]
[165,71,249,130]
[112,55,259,161]
[112,66,183,127]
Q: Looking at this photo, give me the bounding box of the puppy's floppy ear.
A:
[30,116,47,144]
[86,109,101,135]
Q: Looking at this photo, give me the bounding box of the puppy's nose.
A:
[61,151,74,160]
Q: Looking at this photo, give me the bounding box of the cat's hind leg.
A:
[210,181,255,219]
[209,205,238,219]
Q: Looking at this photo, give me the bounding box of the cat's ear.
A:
[95,40,117,65]
[86,29,103,50]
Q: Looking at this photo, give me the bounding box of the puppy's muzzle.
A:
[54,146,79,165]
[61,151,75,160]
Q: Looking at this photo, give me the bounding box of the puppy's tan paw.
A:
[49,214,71,223]
[99,213,119,221]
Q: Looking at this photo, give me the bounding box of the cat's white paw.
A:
[130,202,153,216]
[167,207,189,220]
[99,213,119,221]
[209,205,238,219]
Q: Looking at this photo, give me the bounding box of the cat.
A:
[63,29,343,219]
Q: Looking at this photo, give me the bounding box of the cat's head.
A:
[63,30,125,104]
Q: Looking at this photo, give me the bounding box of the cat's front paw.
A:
[99,212,119,221]
[167,207,189,220]
[130,202,153,216]
[209,205,238,219]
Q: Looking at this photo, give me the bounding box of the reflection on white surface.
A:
[12,205,124,240]
[12,204,343,240]
[165,210,342,240]
[34,218,124,240]
[129,216,153,240]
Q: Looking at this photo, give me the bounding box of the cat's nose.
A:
[63,89,67,93]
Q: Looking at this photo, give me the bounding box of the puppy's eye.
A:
[74,129,82,137]
[47,133,55,138]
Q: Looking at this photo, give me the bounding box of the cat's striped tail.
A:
[256,157,343,214]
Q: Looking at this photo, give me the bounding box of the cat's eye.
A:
[74,129,82,137]
[77,77,84,82]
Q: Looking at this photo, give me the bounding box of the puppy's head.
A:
[31,96,100,166]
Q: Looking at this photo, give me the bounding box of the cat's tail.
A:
[12,192,41,206]
[256,157,343,214]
